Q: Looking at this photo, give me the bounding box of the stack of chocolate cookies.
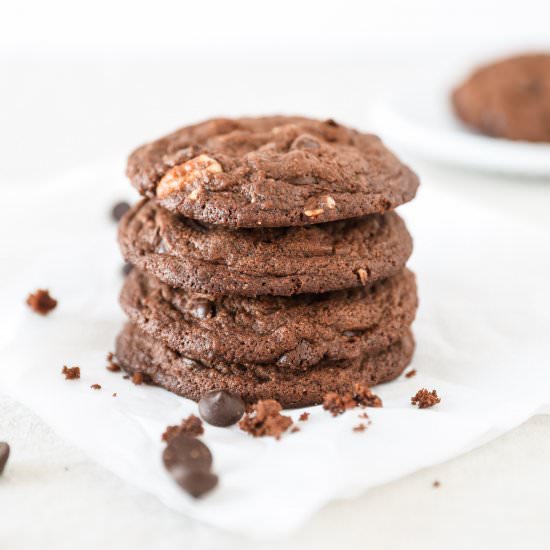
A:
[116,116,419,408]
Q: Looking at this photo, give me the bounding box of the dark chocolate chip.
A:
[0,442,10,475]
[112,201,130,222]
[176,470,218,498]
[163,434,212,474]
[198,390,245,427]
[122,262,134,276]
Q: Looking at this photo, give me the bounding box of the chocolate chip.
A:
[163,434,213,474]
[0,442,10,475]
[112,201,130,222]
[122,262,134,276]
[191,300,215,320]
[198,390,245,427]
[176,470,218,498]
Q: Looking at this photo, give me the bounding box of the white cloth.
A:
[1,163,549,539]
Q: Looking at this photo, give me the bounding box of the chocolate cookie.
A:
[118,200,413,297]
[120,268,417,371]
[452,53,550,142]
[115,323,415,408]
[126,116,419,227]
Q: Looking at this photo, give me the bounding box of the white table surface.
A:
[1,53,549,549]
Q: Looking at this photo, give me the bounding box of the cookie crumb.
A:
[352,383,382,408]
[90,384,102,390]
[411,388,441,409]
[106,352,121,372]
[112,392,117,397]
[162,414,204,442]
[358,412,369,419]
[298,412,310,422]
[290,426,300,434]
[433,480,441,488]
[405,369,417,378]
[132,372,144,385]
[322,392,351,416]
[323,383,382,416]
[26,289,57,315]
[62,366,80,380]
[239,399,293,439]
[353,423,367,432]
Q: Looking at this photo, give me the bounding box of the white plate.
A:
[370,74,550,177]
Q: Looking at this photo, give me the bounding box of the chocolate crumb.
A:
[122,375,130,380]
[411,388,441,409]
[90,384,102,390]
[433,480,441,488]
[322,392,347,416]
[405,369,417,378]
[239,399,293,439]
[112,392,117,397]
[26,289,57,315]
[358,412,369,419]
[323,383,382,416]
[353,423,367,432]
[162,414,204,442]
[352,383,383,408]
[298,412,310,422]
[106,352,121,372]
[322,391,356,416]
[132,372,144,385]
[62,366,80,380]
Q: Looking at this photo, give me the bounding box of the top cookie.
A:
[452,54,550,142]
[126,116,419,227]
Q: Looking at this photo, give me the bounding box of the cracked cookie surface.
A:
[118,199,413,297]
[126,116,419,227]
[120,268,417,372]
[115,323,415,408]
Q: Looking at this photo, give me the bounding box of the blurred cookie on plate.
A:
[452,53,550,142]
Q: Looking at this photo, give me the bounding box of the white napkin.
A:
[1,162,549,538]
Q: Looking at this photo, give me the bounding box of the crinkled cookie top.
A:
[126,116,419,227]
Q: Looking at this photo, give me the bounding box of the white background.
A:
[1,1,550,549]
